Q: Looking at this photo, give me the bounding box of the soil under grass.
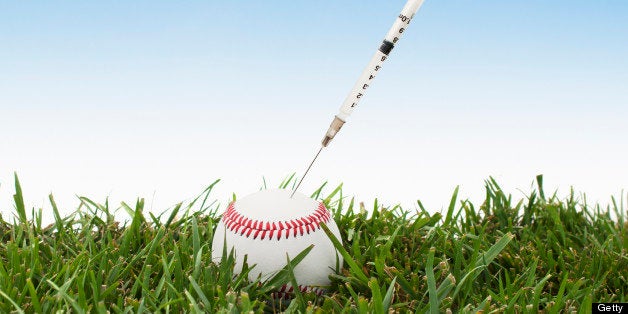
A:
[0,174,626,313]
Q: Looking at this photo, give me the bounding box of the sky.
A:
[1,1,627,223]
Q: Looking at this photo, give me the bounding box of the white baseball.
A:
[211,189,343,297]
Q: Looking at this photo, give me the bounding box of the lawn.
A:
[0,174,626,313]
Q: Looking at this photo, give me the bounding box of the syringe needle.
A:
[291,0,426,197]
[291,146,323,198]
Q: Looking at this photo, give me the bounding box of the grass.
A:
[0,173,626,313]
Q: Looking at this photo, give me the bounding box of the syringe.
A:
[292,0,427,197]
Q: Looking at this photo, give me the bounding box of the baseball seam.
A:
[221,202,331,240]
[271,284,326,299]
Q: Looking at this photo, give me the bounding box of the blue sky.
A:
[1,1,627,221]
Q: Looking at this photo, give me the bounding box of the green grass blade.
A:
[188,276,211,311]
[443,186,459,227]
[46,279,85,314]
[184,289,204,313]
[13,173,28,224]
[261,244,314,294]
[452,233,514,299]
[320,222,369,284]
[0,289,24,314]
[426,248,439,314]
[382,276,397,313]
[286,253,306,311]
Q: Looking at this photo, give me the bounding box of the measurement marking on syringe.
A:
[399,14,412,24]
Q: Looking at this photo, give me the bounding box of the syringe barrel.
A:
[336,50,388,121]
[384,0,425,44]
[337,0,425,121]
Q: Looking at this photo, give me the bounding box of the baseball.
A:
[211,189,343,297]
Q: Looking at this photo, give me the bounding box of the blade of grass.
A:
[369,278,384,314]
[443,186,459,227]
[260,244,314,294]
[13,173,27,224]
[286,253,306,311]
[0,289,24,314]
[382,276,397,313]
[426,248,439,314]
[452,233,514,299]
[320,222,369,284]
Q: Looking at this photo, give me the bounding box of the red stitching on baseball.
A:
[271,284,326,299]
[221,202,331,240]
